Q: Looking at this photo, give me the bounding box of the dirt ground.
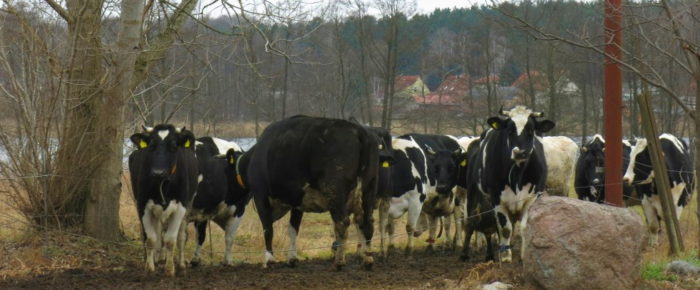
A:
[0,246,531,290]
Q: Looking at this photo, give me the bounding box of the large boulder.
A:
[522,196,646,290]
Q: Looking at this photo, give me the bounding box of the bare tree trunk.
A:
[485,30,493,115]
[526,36,536,110]
[381,15,398,130]
[281,26,290,119]
[546,44,557,134]
[52,0,107,229]
[582,83,588,143]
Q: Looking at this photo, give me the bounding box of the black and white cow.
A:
[399,133,465,250]
[128,124,199,276]
[188,137,251,266]
[376,136,429,256]
[574,134,634,203]
[460,138,498,262]
[475,106,554,262]
[247,115,380,270]
[623,133,694,244]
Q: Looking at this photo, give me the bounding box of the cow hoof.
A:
[459,254,469,262]
[287,258,298,268]
[363,262,373,271]
[426,245,434,253]
[335,264,344,271]
[190,260,201,268]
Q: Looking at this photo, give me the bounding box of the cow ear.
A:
[130,133,150,149]
[536,120,555,133]
[487,117,503,130]
[178,130,195,149]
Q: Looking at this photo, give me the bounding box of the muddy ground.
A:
[0,248,529,290]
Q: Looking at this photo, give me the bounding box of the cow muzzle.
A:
[436,185,451,194]
[151,168,168,178]
[592,178,600,185]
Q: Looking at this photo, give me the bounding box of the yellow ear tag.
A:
[460,160,467,167]
[229,156,236,164]
[491,122,499,129]
[184,140,191,148]
[139,140,148,149]
[382,161,390,168]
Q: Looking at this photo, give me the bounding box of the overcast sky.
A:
[415,0,483,14]
[200,0,491,19]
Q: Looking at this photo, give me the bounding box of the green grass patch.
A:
[642,262,678,282]
[641,250,700,282]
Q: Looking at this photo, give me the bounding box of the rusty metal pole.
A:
[604,0,624,207]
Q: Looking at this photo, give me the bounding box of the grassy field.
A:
[1,176,700,288]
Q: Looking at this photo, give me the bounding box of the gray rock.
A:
[666,260,700,276]
[522,196,646,290]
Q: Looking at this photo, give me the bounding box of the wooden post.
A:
[637,92,684,255]
[604,0,624,206]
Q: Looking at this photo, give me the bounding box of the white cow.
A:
[541,136,579,197]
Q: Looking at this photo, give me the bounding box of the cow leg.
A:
[518,197,537,261]
[642,196,661,246]
[485,233,495,262]
[162,202,187,277]
[353,202,375,270]
[494,205,513,263]
[443,214,453,250]
[223,215,243,266]
[191,221,207,267]
[378,199,390,257]
[176,215,188,272]
[254,196,276,269]
[387,217,396,252]
[426,215,438,252]
[142,202,161,273]
[460,221,474,261]
[287,209,303,267]
[405,195,422,256]
[453,209,463,250]
[330,209,350,271]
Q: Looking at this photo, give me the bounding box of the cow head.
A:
[426,146,463,194]
[486,106,555,165]
[579,135,606,201]
[623,138,653,186]
[130,124,196,179]
[366,126,395,167]
[225,148,246,188]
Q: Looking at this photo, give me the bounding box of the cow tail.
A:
[358,128,379,208]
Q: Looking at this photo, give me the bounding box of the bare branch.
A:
[43,0,73,23]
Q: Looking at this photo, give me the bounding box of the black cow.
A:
[574,134,634,203]
[623,133,694,245]
[247,115,380,270]
[399,133,465,250]
[188,137,251,266]
[475,106,554,263]
[376,136,429,256]
[128,124,199,276]
[460,138,498,262]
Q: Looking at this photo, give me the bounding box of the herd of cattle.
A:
[128,105,695,276]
